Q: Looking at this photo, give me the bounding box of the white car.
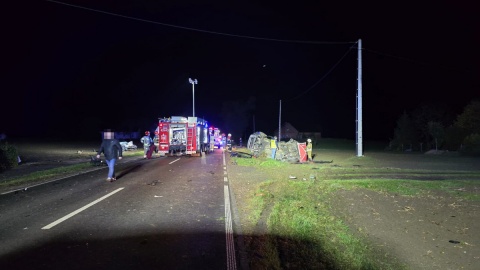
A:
[119,141,138,151]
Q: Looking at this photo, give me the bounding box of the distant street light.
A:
[189,78,198,117]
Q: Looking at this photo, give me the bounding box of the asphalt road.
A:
[0,150,237,269]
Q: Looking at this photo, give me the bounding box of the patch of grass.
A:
[0,163,93,188]
[241,181,275,233]
[247,179,403,269]
[237,150,479,269]
[233,157,287,168]
[329,179,479,200]
[122,150,144,157]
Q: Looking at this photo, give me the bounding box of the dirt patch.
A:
[227,152,480,269]
[331,188,480,269]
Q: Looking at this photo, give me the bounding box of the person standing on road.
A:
[140,131,153,159]
[97,131,123,182]
[270,136,277,159]
[307,138,313,162]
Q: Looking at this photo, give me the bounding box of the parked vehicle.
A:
[155,116,211,156]
[119,141,138,151]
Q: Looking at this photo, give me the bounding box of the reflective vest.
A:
[307,143,312,152]
[270,139,277,148]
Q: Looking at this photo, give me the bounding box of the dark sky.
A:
[2,0,479,141]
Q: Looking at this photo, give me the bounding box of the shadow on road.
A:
[0,231,332,270]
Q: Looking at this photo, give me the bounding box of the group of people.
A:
[96,131,315,182]
[96,130,155,182]
[270,136,314,162]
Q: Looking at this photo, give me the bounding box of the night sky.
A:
[2,1,479,141]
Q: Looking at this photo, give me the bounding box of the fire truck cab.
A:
[155,116,210,156]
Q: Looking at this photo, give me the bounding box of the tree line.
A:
[390,100,480,155]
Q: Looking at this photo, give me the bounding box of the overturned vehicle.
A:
[247,132,306,162]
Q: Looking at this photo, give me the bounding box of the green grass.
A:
[234,157,288,168]
[0,163,94,188]
[247,179,404,269]
[122,150,144,157]
[328,179,479,199]
[233,148,480,269]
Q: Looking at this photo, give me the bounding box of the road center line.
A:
[41,187,125,230]
[223,151,237,270]
[224,185,237,270]
[169,158,181,164]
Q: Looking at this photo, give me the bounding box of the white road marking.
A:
[168,158,181,165]
[223,150,237,269]
[224,171,227,175]
[224,184,237,270]
[41,187,125,230]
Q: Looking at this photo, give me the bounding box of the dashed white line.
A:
[224,184,237,270]
[41,187,125,230]
[224,177,228,182]
[168,158,181,164]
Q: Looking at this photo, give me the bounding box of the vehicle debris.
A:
[246,131,305,162]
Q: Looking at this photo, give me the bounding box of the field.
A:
[228,139,480,269]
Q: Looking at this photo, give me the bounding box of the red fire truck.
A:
[154,116,210,156]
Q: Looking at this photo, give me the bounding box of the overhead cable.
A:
[46,0,355,45]
[285,43,356,102]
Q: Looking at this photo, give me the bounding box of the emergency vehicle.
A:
[154,116,210,156]
[209,127,224,149]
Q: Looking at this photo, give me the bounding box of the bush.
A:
[0,142,18,172]
[460,133,480,156]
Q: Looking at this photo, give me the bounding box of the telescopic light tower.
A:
[189,78,198,117]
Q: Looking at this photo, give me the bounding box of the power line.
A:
[46,0,355,45]
[285,43,357,102]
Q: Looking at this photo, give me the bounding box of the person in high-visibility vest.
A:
[307,138,313,161]
[270,136,277,159]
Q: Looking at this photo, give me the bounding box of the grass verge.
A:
[0,163,94,188]
[232,153,479,269]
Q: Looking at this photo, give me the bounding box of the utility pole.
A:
[278,100,282,140]
[356,39,363,157]
[189,78,198,117]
